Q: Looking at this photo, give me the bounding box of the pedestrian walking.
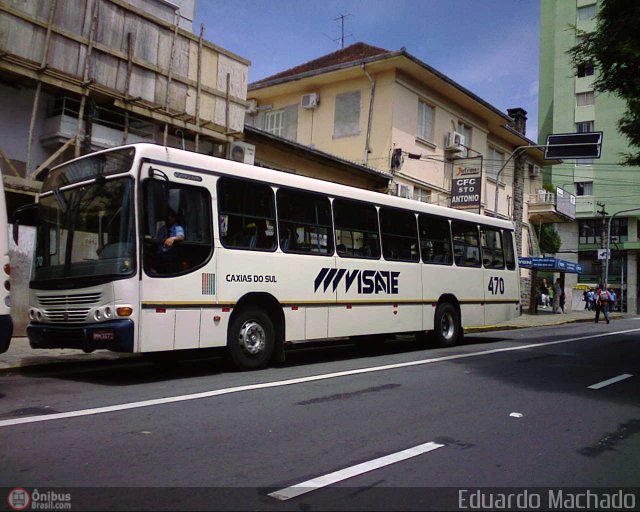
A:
[587,288,596,311]
[540,279,550,308]
[594,284,610,324]
[608,288,617,312]
[552,278,563,313]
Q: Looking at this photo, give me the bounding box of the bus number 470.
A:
[487,276,505,295]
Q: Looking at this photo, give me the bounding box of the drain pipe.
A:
[362,64,376,166]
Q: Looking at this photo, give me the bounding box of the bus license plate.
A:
[92,330,115,342]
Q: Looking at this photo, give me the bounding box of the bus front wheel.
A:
[228,309,275,371]
[433,303,461,348]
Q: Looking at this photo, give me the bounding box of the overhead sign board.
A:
[518,257,583,274]
[544,132,603,160]
[450,163,482,213]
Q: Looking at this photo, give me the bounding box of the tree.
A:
[539,224,561,256]
[569,0,640,165]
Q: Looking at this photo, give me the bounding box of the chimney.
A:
[507,107,528,136]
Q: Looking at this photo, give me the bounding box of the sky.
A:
[195,0,540,140]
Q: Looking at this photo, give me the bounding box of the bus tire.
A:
[433,303,461,348]
[228,308,275,371]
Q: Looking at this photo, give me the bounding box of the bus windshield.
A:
[33,176,136,286]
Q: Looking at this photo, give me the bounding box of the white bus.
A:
[24,144,519,370]
[0,175,12,353]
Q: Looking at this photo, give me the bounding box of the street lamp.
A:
[604,207,640,288]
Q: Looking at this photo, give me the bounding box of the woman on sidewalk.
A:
[594,285,610,324]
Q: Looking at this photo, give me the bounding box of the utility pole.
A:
[596,202,608,286]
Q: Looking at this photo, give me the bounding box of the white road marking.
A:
[2,327,639,428]
[588,373,633,390]
[268,441,444,501]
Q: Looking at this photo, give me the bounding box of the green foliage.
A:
[539,223,562,255]
[568,0,640,165]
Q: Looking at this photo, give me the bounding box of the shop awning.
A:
[518,257,583,274]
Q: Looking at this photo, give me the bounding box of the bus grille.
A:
[44,309,91,324]
[37,293,102,324]
[37,293,102,307]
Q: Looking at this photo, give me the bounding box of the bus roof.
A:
[54,143,515,231]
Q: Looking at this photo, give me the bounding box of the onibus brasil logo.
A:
[8,488,72,510]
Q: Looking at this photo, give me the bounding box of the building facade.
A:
[539,0,640,312]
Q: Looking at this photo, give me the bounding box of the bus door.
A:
[480,227,515,325]
[450,222,486,327]
[138,164,216,352]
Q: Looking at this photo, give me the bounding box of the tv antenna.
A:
[333,13,352,48]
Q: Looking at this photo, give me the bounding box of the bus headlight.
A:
[117,307,133,317]
[104,306,112,318]
[4,296,10,308]
[3,263,9,276]
[35,310,43,322]
[94,310,102,321]
[29,309,36,320]
[3,280,9,291]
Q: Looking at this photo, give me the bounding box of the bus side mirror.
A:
[11,203,39,245]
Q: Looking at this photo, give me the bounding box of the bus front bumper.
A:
[28,319,134,353]
[0,314,13,353]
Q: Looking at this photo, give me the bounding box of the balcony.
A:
[40,97,155,149]
[527,188,577,224]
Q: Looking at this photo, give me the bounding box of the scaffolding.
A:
[0,0,250,187]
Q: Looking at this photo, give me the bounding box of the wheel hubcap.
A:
[440,311,455,340]
[238,321,266,355]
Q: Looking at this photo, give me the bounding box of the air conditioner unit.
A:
[228,141,255,165]
[246,99,258,115]
[529,164,542,177]
[445,131,465,152]
[301,92,320,110]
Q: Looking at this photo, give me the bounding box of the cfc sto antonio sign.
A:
[451,165,482,213]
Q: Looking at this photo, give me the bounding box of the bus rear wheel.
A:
[433,303,461,348]
[228,308,275,371]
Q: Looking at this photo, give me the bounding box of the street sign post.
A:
[544,132,603,160]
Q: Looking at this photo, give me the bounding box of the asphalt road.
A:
[1,318,640,511]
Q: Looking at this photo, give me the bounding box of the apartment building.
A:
[539,0,640,312]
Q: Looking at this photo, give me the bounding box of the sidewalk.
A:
[1,308,623,371]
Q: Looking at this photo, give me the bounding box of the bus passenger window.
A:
[276,189,333,255]
[418,214,452,265]
[333,199,380,259]
[481,227,505,269]
[218,177,276,251]
[451,221,481,268]
[380,207,419,262]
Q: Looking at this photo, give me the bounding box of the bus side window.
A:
[380,207,419,262]
[217,177,276,251]
[480,227,505,269]
[418,214,452,265]
[276,188,333,255]
[451,221,481,268]
[333,199,380,259]
[503,230,516,270]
